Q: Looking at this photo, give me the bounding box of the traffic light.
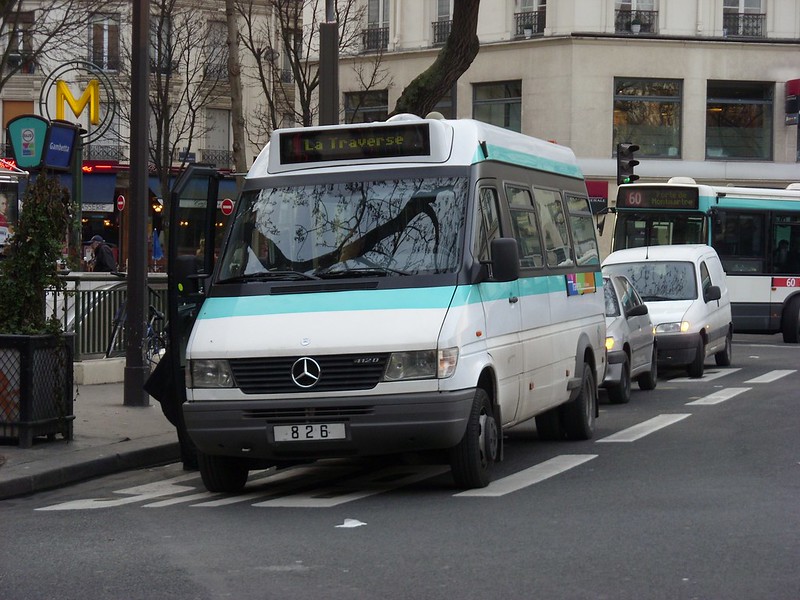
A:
[616,142,640,185]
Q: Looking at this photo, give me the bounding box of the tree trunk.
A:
[226,0,247,183]
[392,0,481,117]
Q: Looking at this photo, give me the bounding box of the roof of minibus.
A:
[247,115,583,180]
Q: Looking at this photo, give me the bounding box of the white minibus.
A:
[183,115,606,492]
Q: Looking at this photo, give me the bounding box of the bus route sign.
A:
[617,186,700,210]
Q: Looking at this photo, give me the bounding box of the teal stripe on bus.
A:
[471,144,583,179]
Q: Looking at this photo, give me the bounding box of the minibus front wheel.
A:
[449,388,498,489]
[198,452,249,493]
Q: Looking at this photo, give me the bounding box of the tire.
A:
[535,408,564,441]
[450,388,498,489]
[560,362,596,440]
[714,329,733,366]
[781,296,800,343]
[637,346,658,391]
[607,355,631,404]
[198,452,249,493]
[687,337,705,378]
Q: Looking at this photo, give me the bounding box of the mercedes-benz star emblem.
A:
[291,357,321,388]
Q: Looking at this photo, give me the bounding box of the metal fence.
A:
[48,272,168,361]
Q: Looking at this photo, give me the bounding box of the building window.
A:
[205,21,228,79]
[514,0,546,39]
[706,81,773,160]
[432,0,452,46]
[613,78,681,158]
[344,90,389,123]
[473,81,521,132]
[615,0,659,34]
[281,30,301,83]
[363,0,389,51]
[150,16,172,74]
[89,15,120,71]
[723,0,765,37]
[6,11,35,73]
[432,84,456,119]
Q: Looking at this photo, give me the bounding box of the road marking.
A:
[686,387,751,405]
[669,368,740,383]
[597,414,691,443]
[251,465,450,508]
[454,455,597,497]
[744,370,796,383]
[145,492,214,508]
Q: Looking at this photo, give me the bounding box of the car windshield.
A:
[603,261,697,301]
[603,278,620,317]
[218,177,468,280]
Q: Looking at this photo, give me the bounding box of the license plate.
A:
[273,423,347,442]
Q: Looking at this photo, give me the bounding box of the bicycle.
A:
[105,302,167,371]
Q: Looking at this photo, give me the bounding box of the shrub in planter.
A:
[0,171,76,447]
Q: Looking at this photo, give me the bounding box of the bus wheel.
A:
[781,297,800,343]
[687,337,706,378]
[198,452,249,493]
[715,329,733,366]
[450,388,497,489]
[560,362,596,440]
[607,355,631,404]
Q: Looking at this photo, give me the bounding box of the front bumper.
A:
[601,349,626,387]
[656,332,701,366]
[183,389,476,461]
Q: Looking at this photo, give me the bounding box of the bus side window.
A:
[534,188,573,267]
[475,187,501,263]
[505,184,543,268]
[565,194,600,266]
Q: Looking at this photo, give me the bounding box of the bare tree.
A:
[392,0,481,117]
[0,0,114,95]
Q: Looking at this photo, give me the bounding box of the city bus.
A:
[611,177,800,342]
[176,114,606,493]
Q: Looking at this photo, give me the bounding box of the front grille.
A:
[243,406,374,421]
[229,354,389,394]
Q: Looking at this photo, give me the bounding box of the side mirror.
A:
[489,238,520,282]
[626,303,648,318]
[704,285,721,302]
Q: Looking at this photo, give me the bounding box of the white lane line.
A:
[670,368,741,383]
[455,455,597,497]
[597,414,691,443]
[145,492,214,507]
[744,370,796,383]
[252,465,450,508]
[686,387,751,406]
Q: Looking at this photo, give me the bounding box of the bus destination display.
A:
[617,186,699,210]
[279,123,431,164]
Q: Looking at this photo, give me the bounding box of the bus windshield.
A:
[603,261,698,301]
[218,176,469,280]
[613,212,706,249]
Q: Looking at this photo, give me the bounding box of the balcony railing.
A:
[615,10,659,34]
[361,26,389,52]
[84,144,125,162]
[432,20,451,46]
[514,9,546,39]
[200,148,233,169]
[723,13,766,38]
[280,68,293,83]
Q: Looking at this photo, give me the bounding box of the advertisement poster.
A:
[0,181,19,251]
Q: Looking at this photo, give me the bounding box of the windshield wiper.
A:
[315,266,411,278]
[218,270,319,284]
[641,295,674,301]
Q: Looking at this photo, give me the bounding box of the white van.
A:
[602,244,733,378]
[182,116,606,493]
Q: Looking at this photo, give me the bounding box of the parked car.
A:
[601,274,657,403]
[602,244,733,378]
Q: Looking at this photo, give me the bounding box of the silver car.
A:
[601,274,658,403]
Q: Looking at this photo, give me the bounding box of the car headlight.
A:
[655,321,690,334]
[383,348,459,381]
[187,359,234,388]
[605,336,617,351]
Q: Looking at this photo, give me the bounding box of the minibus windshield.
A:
[218,177,469,281]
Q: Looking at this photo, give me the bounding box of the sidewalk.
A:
[0,381,181,500]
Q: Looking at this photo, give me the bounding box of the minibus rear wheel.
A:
[198,452,249,493]
[449,388,497,489]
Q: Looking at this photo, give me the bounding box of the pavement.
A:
[0,381,181,500]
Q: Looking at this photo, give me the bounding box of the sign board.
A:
[616,186,700,211]
[116,195,125,211]
[7,115,49,169]
[220,198,234,215]
[43,120,80,171]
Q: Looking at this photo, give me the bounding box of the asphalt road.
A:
[1,334,798,600]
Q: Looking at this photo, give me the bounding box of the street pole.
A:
[318,0,339,126]
[124,0,150,407]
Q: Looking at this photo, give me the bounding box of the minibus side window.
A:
[475,187,501,262]
[505,184,543,268]
[534,188,573,267]
[566,194,600,266]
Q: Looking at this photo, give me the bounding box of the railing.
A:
[432,20,452,46]
[722,13,766,38]
[84,144,126,161]
[199,148,234,169]
[614,10,659,34]
[48,272,168,361]
[361,26,389,52]
[514,10,546,38]
[280,68,293,83]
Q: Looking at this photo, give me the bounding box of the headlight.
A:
[383,348,459,381]
[655,321,690,334]
[187,359,234,388]
[605,336,616,351]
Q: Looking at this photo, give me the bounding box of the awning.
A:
[149,175,238,202]
[19,173,118,212]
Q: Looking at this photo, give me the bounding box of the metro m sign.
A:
[56,79,100,125]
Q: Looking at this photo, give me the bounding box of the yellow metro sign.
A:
[55,79,100,125]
